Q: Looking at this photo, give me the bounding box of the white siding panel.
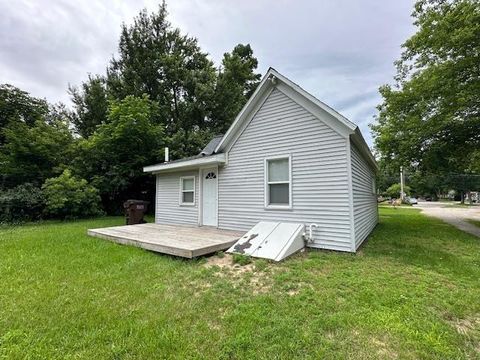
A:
[351,142,378,249]
[155,170,198,226]
[218,88,353,252]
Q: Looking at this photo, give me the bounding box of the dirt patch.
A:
[444,313,480,355]
[451,315,480,336]
[203,253,275,294]
[248,275,272,295]
[371,337,398,359]
[204,253,234,268]
[287,288,300,296]
[348,330,398,359]
[204,253,255,273]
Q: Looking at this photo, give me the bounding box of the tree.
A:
[385,183,411,198]
[0,183,45,222]
[106,3,217,145]
[372,0,480,179]
[212,44,261,133]
[75,95,164,213]
[0,117,74,188]
[0,84,48,144]
[69,75,109,138]
[0,5,266,219]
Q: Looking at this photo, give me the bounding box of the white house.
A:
[144,68,378,253]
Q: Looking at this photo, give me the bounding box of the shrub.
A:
[0,183,45,223]
[42,169,104,219]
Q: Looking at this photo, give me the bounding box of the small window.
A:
[265,156,291,208]
[180,176,195,205]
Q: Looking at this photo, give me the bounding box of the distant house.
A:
[144,68,378,252]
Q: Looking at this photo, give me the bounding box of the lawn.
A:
[1,209,479,359]
[467,219,480,228]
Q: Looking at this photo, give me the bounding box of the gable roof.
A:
[215,67,377,171]
[144,68,378,173]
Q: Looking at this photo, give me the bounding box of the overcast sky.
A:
[0,0,416,146]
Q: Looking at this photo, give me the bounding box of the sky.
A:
[0,0,416,146]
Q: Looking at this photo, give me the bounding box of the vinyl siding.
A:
[218,88,353,252]
[351,142,378,249]
[155,170,199,226]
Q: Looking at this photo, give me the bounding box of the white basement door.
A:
[227,221,305,261]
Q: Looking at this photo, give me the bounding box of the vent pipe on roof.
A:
[164,147,169,163]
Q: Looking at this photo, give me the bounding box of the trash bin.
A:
[123,200,149,225]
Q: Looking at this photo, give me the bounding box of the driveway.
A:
[415,201,480,238]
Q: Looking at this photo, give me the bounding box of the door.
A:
[202,168,218,226]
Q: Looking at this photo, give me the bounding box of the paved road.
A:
[415,201,480,238]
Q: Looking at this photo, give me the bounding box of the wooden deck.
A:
[87,223,244,258]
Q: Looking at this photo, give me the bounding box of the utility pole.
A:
[400,166,404,201]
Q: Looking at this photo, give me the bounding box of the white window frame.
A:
[264,154,292,210]
[179,176,195,206]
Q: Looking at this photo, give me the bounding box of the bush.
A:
[42,169,104,219]
[0,183,45,223]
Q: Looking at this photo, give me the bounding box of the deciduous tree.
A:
[0,84,48,144]
[212,44,261,133]
[69,75,108,138]
[75,95,164,212]
[106,3,217,142]
[372,0,480,179]
[0,117,73,188]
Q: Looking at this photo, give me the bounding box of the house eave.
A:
[143,153,226,174]
[350,128,378,171]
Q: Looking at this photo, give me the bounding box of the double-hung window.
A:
[265,155,292,209]
[180,176,195,205]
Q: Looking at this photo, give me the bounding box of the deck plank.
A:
[87,224,243,258]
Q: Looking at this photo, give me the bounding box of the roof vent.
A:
[164,147,169,162]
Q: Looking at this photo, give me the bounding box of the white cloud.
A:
[0,0,416,145]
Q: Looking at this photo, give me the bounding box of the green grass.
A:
[378,203,414,209]
[232,253,252,266]
[467,219,480,228]
[1,209,479,359]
